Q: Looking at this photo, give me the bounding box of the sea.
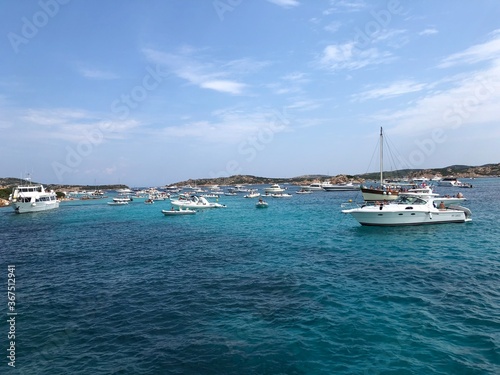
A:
[1,178,499,375]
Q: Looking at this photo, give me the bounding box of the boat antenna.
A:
[379,127,383,185]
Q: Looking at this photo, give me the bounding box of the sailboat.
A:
[360,127,400,202]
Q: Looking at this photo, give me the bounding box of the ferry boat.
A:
[9,184,59,213]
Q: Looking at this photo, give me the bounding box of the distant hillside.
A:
[0,178,128,191]
[171,163,500,186]
[1,163,498,192]
[359,163,500,181]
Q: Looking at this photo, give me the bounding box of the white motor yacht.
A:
[264,184,285,193]
[170,195,226,209]
[342,196,471,226]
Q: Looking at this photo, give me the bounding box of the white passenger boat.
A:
[10,184,59,213]
[342,196,471,226]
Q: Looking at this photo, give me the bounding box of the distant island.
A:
[0,163,498,200]
[171,163,500,187]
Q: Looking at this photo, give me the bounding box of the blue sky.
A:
[1,0,500,186]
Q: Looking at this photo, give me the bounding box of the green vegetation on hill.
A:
[0,188,10,200]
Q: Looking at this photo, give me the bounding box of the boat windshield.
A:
[396,196,427,205]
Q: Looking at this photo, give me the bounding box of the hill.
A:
[1,163,498,193]
[171,163,500,186]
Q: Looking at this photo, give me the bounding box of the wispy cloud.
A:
[143,47,251,95]
[19,108,141,142]
[371,62,500,135]
[324,21,342,33]
[160,107,291,143]
[267,0,300,8]
[318,42,393,71]
[438,29,500,68]
[323,0,366,15]
[77,66,119,80]
[419,28,438,36]
[353,80,427,101]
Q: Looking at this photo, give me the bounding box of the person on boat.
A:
[439,201,446,209]
[457,192,463,198]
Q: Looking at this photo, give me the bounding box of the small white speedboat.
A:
[107,197,130,205]
[296,189,312,194]
[271,193,292,198]
[244,191,261,198]
[161,208,196,216]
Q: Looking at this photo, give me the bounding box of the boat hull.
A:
[13,200,59,214]
[323,185,360,192]
[162,209,196,216]
[343,206,469,226]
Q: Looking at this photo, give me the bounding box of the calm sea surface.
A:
[1,178,499,374]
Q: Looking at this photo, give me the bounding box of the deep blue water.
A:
[1,178,499,374]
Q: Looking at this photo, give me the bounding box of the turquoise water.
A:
[1,178,499,374]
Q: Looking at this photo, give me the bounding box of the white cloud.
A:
[319,42,393,70]
[200,80,246,95]
[324,21,342,33]
[322,0,366,15]
[266,0,300,8]
[143,48,249,95]
[353,80,428,101]
[372,61,500,136]
[419,28,438,36]
[19,108,141,142]
[77,66,119,80]
[439,29,500,68]
[160,108,291,143]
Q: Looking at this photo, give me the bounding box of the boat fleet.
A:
[6,165,473,227]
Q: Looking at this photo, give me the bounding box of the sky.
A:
[1,0,500,187]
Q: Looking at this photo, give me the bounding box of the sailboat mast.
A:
[379,127,383,185]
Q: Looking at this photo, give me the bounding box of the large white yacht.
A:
[342,196,471,226]
[10,184,59,213]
